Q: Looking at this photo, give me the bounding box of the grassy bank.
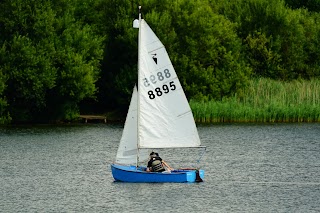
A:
[190,78,320,123]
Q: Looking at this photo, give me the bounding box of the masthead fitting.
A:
[133,6,141,28]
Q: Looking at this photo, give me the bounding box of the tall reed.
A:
[190,78,320,122]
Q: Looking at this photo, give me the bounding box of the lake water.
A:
[0,123,320,212]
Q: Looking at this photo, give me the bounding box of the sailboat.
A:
[111,7,205,183]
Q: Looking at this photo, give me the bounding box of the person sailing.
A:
[146,152,173,172]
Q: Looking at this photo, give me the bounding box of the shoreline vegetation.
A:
[1,0,320,125]
[2,78,319,125]
[190,78,320,123]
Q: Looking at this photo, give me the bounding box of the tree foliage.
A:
[219,0,320,80]
[0,0,104,123]
[100,0,251,105]
[0,0,320,123]
[96,0,139,111]
[285,0,320,12]
[0,45,11,124]
[168,0,251,100]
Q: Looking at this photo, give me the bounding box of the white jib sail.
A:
[116,86,148,164]
[138,20,201,148]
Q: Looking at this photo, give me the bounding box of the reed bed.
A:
[190,78,320,123]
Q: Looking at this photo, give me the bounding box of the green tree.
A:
[96,0,139,111]
[0,45,11,124]
[99,0,251,110]
[244,31,283,79]
[220,0,320,80]
[0,0,57,122]
[0,0,104,123]
[285,0,320,12]
[159,0,251,100]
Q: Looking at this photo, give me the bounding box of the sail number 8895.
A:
[148,81,176,100]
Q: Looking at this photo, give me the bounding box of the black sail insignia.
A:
[152,53,157,64]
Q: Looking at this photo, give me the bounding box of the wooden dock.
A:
[79,115,107,123]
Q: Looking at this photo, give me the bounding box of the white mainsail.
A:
[138,20,201,148]
[116,86,148,164]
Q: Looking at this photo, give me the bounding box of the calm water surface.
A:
[0,123,320,212]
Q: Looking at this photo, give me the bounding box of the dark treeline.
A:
[0,0,319,124]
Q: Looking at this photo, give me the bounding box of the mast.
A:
[136,6,142,167]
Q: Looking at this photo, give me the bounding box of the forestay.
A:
[138,20,201,148]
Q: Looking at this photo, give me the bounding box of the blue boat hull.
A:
[111,164,204,183]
